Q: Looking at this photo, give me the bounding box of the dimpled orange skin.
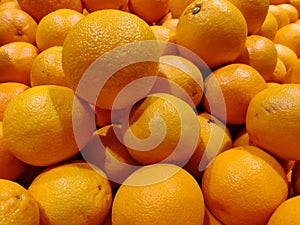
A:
[0,179,40,225]
[2,85,95,166]
[202,146,288,225]
[28,161,112,225]
[246,84,300,160]
[112,163,205,225]
[62,9,159,110]
[176,0,247,69]
[202,63,267,125]
[0,8,37,46]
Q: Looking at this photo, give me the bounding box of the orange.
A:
[30,46,71,87]
[161,18,179,33]
[246,84,300,160]
[156,12,173,25]
[235,35,278,81]
[28,161,112,225]
[274,22,300,57]
[283,58,300,83]
[184,112,232,179]
[202,63,267,124]
[0,8,37,46]
[36,9,84,51]
[255,11,278,40]
[203,207,224,225]
[0,179,40,225]
[17,0,83,22]
[268,57,287,83]
[278,3,299,22]
[82,0,128,12]
[292,161,300,195]
[267,195,300,225]
[0,82,29,120]
[269,5,290,29]
[112,163,205,225]
[176,0,247,69]
[122,93,199,165]
[152,55,204,107]
[81,124,140,186]
[202,146,288,225]
[0,122,26,180]
[2,85,95,166]
[150,25,177,55]
[275,43,298,70]
[62,9,159,110]
[289,0,300,14]
[232,126,256,147]
[0,0,20,10]
[0,42,38,85]
[267,81,281,87]
[226,0,269,34]
[128,0,171,24]
[170,0,194,18]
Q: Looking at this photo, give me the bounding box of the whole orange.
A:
[28,161,112,225]
[202,146,288,225]
[176,0,247,69]
[112,163,205,225]
[2,85,95,166]
[0,8,37,46]
[62,9,159,110]
[202,63,267,124]
[246,84,300,160]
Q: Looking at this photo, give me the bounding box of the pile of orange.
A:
[1,0,300,224]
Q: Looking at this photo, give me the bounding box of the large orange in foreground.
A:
[112,163,205,225]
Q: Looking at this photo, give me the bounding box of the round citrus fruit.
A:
[30,46,70,87]
[0,179,40,225]
[274,22,300,57]
[36,9,84,51]
[202,63,267,124]
[112,163,205,225]
[0,8,37,46]
[235,35,278,81]
[176,0,247,69]
[0,42,38,85]
[226,0,269,34]
[17,0,83,21]
[267,195,300,225]
[278,3,299,22]
[62,9,159,110]
[28,161,112,225]
[275,43,298,70]
[2,85,94,166]
[121,93,199,165]
[269,5,290,29]
[0,82,29,120]
[150,25,177,55]
[202,145,288,225]
[128,0,171,24]
[255,11,278,40]
[232,127,255,147]
[246,84,300,160]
